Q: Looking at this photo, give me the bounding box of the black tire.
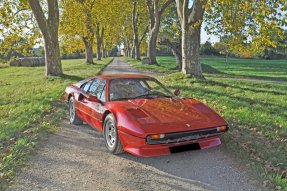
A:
[103,114,124,154]
[69,97,83,125]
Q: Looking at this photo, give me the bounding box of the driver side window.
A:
[88,79,106,102]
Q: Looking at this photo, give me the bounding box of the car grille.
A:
[146,127,226,145]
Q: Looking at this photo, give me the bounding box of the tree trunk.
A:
[96,25,104,60]
[190,26,204,78]
[146,0,173,65]
[147,23,159,65]
[132,1,141,60]
[96,42,101,60]
[102,45,106,58]
[175,53,182,70]
[181,22,191,74]
[83,37,94,64]
[28,0,62,76]
[43,33,62,76]
[131,46,135,58]
[176,0,206,78]
[135,43,140,60]
[159,38,182,70]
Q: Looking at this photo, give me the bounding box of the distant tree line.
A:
[157,35,287,60]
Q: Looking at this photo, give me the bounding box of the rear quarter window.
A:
[80,80,93,92]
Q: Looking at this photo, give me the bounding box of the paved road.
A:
[8,57,263,191]
[101,57,163,76]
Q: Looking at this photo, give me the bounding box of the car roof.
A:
[96,73,153,80]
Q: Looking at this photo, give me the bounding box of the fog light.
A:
[217,126,227,132]
[150,134,165,139]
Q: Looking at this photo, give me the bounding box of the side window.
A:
[98,83,106,102]
[88,79,101,94]
[88,79,106,102]
[80,80,93,92]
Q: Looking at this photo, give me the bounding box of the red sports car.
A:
[64,74,228,157]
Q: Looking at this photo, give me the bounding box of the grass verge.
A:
[0,57,113,189]
[126,56,287,190]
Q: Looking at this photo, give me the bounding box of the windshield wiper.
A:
[161,95,173,98]
[132,93,158,99]
[132,93,173,99]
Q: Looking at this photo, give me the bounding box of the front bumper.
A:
[146,127,227,145]
[118,130,223,157]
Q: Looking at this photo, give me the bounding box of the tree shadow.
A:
[168,84,287,118]
[209,74,287,82]
[0,66,9,69]
[202,64,227,75]
[204,80,286,95]
[60,74,85,81]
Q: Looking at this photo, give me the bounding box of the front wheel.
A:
[69,97,83,125]
[103,114,124,154]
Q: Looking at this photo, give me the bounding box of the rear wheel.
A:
[103,114,124,154]
[69,97,83,125]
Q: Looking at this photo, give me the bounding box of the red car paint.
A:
[64,74,228,157]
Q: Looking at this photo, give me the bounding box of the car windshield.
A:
[109,78,174,101]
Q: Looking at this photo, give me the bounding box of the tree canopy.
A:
[0,0,286,77]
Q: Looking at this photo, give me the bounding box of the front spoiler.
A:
[118,130,222,157]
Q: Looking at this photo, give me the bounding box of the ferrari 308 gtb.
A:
[64,74,228,157]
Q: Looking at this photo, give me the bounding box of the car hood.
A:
[111,98,227,135]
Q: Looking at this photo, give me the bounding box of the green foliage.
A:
[159,4,180,42]
[60,0,131,54]
[0,1,41,61]
[200,41,219,55]
[205,0,287,56]
[0,57,113,188]
[274,175,287,191]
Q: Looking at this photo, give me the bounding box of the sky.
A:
[201,23,220,44]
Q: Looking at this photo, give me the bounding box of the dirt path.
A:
[8,57,263,191]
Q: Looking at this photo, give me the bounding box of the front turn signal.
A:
[150,134,165,139]
[217,126,228,132]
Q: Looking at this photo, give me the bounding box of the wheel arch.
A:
[68,94,73,101]
[102,110,112,125]
[102,110,119,129]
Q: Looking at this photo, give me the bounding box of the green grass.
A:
[126,57,176,74]
[127,56,287,82]
[126,56,287,190]
[0,57,113,189]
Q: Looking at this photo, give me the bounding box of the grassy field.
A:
[127,56,287,82]
[0,57,113,188]
[126,56,287,190]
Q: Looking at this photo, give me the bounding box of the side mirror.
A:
[88,95,100,103]
[174,88,180,96]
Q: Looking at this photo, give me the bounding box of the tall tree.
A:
[60,0,96,64]
[132,1,141,60]
[145,0,174,65]
[159,5,182,70]
[131,0,149,60]
[82,0,96,63]
[95,24,104,60]
[175,0,207,79]
[1,0,62,76]
[28,0,62,76]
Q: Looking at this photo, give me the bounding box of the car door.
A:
[86,78,107,130]
[75,79,93,123]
